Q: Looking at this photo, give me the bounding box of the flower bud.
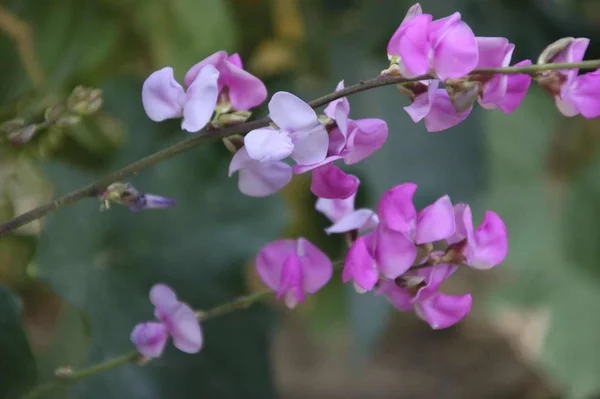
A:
[445,79,480,113]
[221,134,244,153]
[212,110,252,128]
[67,86,103,116]
[538,37,574,65]
[1,119,38,145]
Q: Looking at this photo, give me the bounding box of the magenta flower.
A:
[228,147,292,197]
[130,284,202,358]
[404,80,472,132]
[475,37,532,113]
[244,92,329,166]
[343,183,456,292]
[256,238,333,308]
[315,181,378,235]
[447,204,508,269]
[387,4,478,80]
[377,264,472,329]
[310,163,359,200]
[184,51,267,111]
[142,65,219,133]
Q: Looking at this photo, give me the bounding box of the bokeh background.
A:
[1,0,600,398]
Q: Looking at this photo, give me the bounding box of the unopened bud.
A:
[55,367,73,378]
[212,110,252,128]
[45,105,67,123]
[99,182,175,212]
[446,80,480,113]
[1,119,38,145]
[222,134,245,153]
[56,113,81,127]
[67,86,103,115]
[538,37,574,65]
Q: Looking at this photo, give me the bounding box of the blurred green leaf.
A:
[131,0,236,76]
[35,76,285,398]
[0,284,37,399]
[484,89,600,398]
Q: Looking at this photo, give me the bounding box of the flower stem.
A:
[21,289,274,399]
[2,59,599,234]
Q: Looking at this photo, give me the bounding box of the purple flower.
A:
[387,4,478,80]
[343,183,456,292]
[315,180,379,235]
[256,238,333,308]
[447,204,508,269]
[129,194,176,212]
[377,264,472,329]
[244,92,329,167]
[184,51,267,111]
[142,65,219,133]
[475,37,532,113]
[228,147,293,197]
[99,183,176,212]
[310,163,359,200]
[130,284,202,358]
[404,80,472,132]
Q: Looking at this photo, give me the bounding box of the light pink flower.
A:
[475,37,532,113]
[377,264,472,329]
[315,181,379,235]
[447,204,508,269]
[387,4,478,80]
[184,51,267,111]
[244,92,329,167]
[130,284,202,358]
[256,238,333,308]
[142,65,219,133]
[228,147,292,197]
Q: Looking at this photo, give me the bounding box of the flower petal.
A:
[424,89,472,132]
[377,280,414,312]
[130,322,168,358]
[377,183,417,234]
[562,69,600,119]
[310,164,359,200]
[447,203,474,245]
[222,59,268,110]
[256,239,296,291]
[469,210,508,269]
[297,238,333,294]
[237,160,293,197]
[342,235,379,292]
[404,80,440,123]
[415,195,455,244]
[393,14,433,77]
[142,67,185,122]
[292,155,343,174]
[325,209,378,235]
[431,13,478,80]
[244,127,293,162]
[497,59,532,114]
[167,303,203,353]
[183,51,228,87]
[415,293,472,329]
[374,224,417,279]
[343,118,388,164]
[149,284,178,310]
[277,253,305,305]
[269,92,318,131]
[182,65,219,132]
[289,124,329,165]
[324,81,350,128]
[475,37,510,69]
[413,264,458,301]
[315,191,357,223]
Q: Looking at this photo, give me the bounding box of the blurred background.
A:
[1,0,600,397]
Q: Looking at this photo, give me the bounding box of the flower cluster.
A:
[254,181,507,329]
[128,1,600,361]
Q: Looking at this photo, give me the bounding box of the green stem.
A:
[1,59,599,234]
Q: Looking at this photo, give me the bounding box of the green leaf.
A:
[130,0,236,75]
[35,76,285,398]
[0,284,37,398]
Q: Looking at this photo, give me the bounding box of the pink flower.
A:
[130,284,202,358]
[142,65,219,133]
[377,264,472,329]
[256,238,333,308]
[315,181,379,235]
[475,37,532,113]
[184,51,267,111]
[228,147,292,197]
[447,204,508,269]
[244,92,329,166]
[342,183,456,292]
[293,81,388,198]
[387,4,478,80]
[404,80,472,132]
